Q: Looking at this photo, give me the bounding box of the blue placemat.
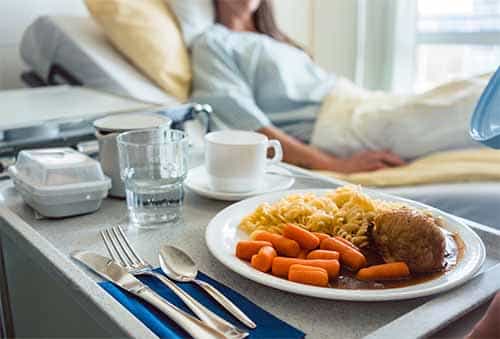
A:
[99,268,305,338]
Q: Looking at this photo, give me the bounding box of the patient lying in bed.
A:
[191,0,486,173]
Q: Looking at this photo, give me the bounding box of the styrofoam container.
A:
[8,148,111,218]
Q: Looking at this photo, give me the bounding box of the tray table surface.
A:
[0,163,498,338]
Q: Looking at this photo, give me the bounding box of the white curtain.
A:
[355,0,417,92]
[303,0,417,92]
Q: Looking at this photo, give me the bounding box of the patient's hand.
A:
[468,292,500,339]
[329,150,406,173]
[257,126,405,173]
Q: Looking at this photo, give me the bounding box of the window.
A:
[415,0,500,91]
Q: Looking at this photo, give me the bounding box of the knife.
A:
[71,251,229,339]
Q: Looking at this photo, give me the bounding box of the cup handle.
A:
[266,139,283,166]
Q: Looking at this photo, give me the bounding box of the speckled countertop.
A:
[0,164,498,339]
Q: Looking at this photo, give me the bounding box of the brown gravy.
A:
[330,230,465,290]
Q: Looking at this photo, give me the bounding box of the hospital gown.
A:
[190,24,336,142]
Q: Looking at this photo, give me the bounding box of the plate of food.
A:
[205,186,485,301]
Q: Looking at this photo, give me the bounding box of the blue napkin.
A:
[99,268,305,338]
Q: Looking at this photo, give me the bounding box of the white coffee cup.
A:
[204,130,283,192]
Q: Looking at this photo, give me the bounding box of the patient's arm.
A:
[258,126,405,173]
[191,32,404,173]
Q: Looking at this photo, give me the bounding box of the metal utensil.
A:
[159,245,256,329]
[100,226,248,339]
[71,251,225,339]
[265,170,320,180]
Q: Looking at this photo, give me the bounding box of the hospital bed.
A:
[19,15,500,227]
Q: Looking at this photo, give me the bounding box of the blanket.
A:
[310,75,497,187]
[316,148,500,187]
[311,75,490,159]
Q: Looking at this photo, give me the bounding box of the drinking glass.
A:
[117,128,188,228]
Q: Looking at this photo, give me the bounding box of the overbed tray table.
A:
[0,162,498,338]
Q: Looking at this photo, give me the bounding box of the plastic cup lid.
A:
[470,67,500,149]
[93,113,171,133]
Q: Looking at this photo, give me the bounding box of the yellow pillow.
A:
[85,0,191,102]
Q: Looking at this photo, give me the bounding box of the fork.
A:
[100,226,248,339]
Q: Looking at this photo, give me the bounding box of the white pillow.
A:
[165,0,215,46]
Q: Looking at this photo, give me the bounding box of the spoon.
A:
[159,245,257,329]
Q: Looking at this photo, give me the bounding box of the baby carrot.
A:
[356,262,410,281]
[334,236,360,251]
[236,240,273,261]
[288,264,329,287]
[250,246,277,273]
[272,257,340,279]
[306,249,340,260]
[297,249,309,259]
[253,231,301,257]
[282,224,320,250]
[312,232,330,243]
[320,237,366,271]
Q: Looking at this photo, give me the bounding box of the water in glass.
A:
[117,128,188,228]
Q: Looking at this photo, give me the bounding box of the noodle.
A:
[239,186,406,248]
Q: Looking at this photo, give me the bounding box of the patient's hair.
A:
[214,0,302,50]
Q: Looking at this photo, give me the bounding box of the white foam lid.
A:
[9,148,111,198]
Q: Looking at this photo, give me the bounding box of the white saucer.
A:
[185,165,295,201]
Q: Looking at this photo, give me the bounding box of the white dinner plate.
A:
[185,165,295,201]
[205,189,485,301]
